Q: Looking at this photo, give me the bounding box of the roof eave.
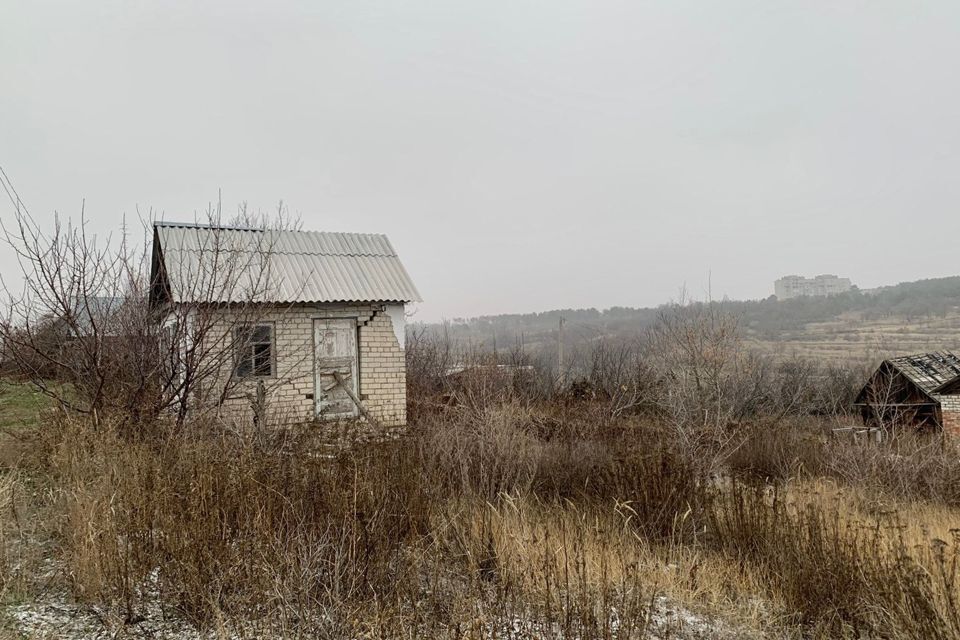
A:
[932,375,960,395]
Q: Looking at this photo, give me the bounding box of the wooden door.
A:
[314,318,359,419]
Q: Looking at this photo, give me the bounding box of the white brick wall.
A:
[196,303,407,428]
[358,310,407,426]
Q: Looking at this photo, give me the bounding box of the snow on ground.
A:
[6,593,213,640]
[648,595,755,639]
[3,592,759,640]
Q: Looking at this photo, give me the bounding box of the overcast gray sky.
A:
[2,1,959,321]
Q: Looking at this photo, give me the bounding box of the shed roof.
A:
[885,352,960,397]
[151,223,421,305]
[70,296,125,336]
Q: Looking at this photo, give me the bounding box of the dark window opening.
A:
[235,324,274,378]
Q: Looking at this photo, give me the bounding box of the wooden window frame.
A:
[234,323,276,379]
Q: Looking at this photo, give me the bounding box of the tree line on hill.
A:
[418,276,960,348]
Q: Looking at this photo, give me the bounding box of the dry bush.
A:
[43,404,706,636]
[725,420,834,482]
[418,403,543,498]
[415,402,705,542]
[821,434,960,506]
[405,329,545,423]
[724,420,960,509]
[571,337,659,417]
[551,303,869,478]
[47,412,436,628]
[404,324,454,396]
[16,389,960,639]
[644,302,745,436]
[707,480,960,638]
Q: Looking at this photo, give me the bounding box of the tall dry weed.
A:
[707,479,960,637]
[28,389,960,639]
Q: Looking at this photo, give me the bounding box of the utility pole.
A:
[557,316,565,389]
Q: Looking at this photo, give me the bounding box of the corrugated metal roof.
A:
[153,223,421,304]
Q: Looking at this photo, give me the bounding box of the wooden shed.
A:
[854,352,960,436]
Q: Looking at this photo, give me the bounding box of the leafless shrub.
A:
[41,402,690,635]
[644,301,745,434]
[809,361,871,418]
[418,403,542,498]
[0,199,307,433]
[822,434,960,505]
[405,324,453,401]
[406,329,544,421]
[637,302,792,474]
[575,336,659,417]
[726,419,960,508]
[10,370,960,638]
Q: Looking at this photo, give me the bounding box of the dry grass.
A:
[746,309,960,363]
[707,476,960,637]
[728,420,960,507]
[440,494,777,635]
[0,382,57,638]
[39,409,674,636]
[0,472,15,599]
[789,477,960,546]
[0,468,58,640]
[6,382,960,638]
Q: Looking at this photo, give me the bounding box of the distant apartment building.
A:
[774,274,852,300]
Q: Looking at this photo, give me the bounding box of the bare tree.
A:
[579,336,657,417]
[0,205,151,424]
[641,299,789,470]
[0,182,305,432]
[150,203,305,428]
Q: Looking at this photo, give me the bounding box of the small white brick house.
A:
[148,222,421,427]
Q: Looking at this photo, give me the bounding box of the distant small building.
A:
[854,352,960,436]
[66,296,126,338]
[774,274,852,300]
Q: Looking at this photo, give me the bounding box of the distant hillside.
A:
[724,276,960,336]
[418,276,960,359]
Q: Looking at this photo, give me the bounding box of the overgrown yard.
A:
[3,375,960,639]
[0,381,48,428]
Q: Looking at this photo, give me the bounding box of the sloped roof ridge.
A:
[153,220,388,238]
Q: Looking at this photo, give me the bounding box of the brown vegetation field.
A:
[746,309,960,363]
[3,305,960,639]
